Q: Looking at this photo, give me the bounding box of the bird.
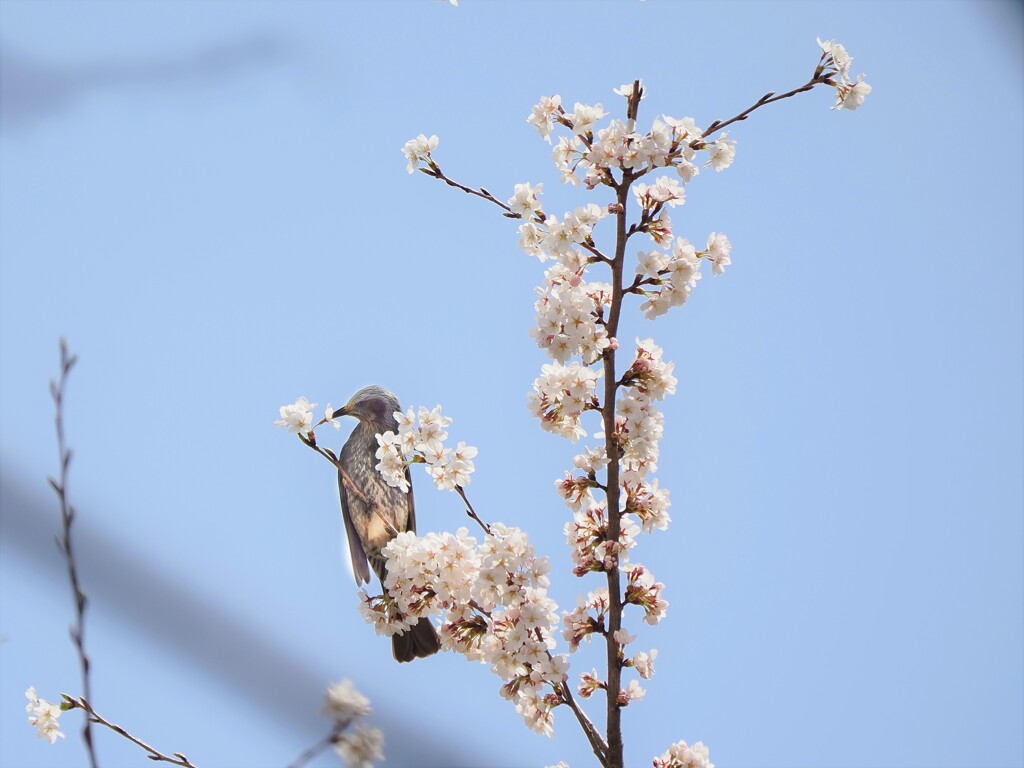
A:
[333,385,441,662]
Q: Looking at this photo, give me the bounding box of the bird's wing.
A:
[405,464,417,534]
[338,469,371,585]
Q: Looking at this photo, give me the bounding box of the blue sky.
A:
[1,1,1021,767]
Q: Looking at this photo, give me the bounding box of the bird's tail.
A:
[392,616,441,663]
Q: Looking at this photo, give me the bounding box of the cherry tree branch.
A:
[285,722,347,768]
[699,73,832,140]
[454,484,492,535]
[421,162,612,264]
[48,340,99,768]
[558,680,609,766]
[61,696,198,768]
[298,432,400,537]
[421,163,516,213]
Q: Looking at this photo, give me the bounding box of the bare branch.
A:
[699,74,829,141]
[558,681,609,767]
[455,485,491,535]
[285,722,346,768]
[49,340,99,768]
[61,697,198,768]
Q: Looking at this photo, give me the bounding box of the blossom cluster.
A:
[274,396,317,434]
[24,688,64,745]
[526,89,736,190]
[401,133,439,173]
[652,740,715,768]
[635,233,732,319]
[576,626,652,705]
[530,264,613,364]
[324,680,384,768]
[357,525,569,736]
[274,397,345,435]
[817,38,872,111]
[528,361,601,441]
[374,405,478,493]
[511,187,608,270]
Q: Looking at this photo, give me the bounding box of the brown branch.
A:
[422,163,612,264]
[423,163,517,214]
[599,172,630,768]
[700,73,830,141]
[48,340,99,768]
[61,696,198,768]
[285,722,346,768]
[558,680,609,767]
[298,433,400,537]
[454,485,491,535]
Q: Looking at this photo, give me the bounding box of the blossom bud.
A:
[607,202,624,215]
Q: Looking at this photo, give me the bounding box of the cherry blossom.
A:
[653,740,715,768]
[527,95,563,142]
[335,724,385,768]
[401,133,438,174]
[325,679,372,721]
[24,688,64,745]
[274,396,316,434]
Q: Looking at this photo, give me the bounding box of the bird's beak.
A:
[333,402,352,419]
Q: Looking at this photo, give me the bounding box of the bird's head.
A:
[333,385,401,426]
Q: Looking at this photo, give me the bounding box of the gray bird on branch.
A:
[333,386,441,662]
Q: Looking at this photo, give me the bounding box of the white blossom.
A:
[625,478,672,532]
[705,133,736,171]
[25,688,64,745]
[324,680,371,721]
[323,403,342,430]
[835,75,872,111]
[528,361,600,441]
[817,38,871,112]
[613,80,645,99]
[676,158,700,182]
[508,182,544,219]
[401,134,438,174]
[360,525,565,735]
[336,724,385,768]
[613,628,636,648]
[578,669,604,698]
[274,396,316,433]
[706,232,732,275]
[621,338,677,401]
[631,649,658,679]
[653,740,715,768]
[518,221,546,259]
[530,268,612,364]
[623,563,668,625]
[568,102,606,136]
[528,95,562,142]
[817,37,853,79]
[618,678,646,705]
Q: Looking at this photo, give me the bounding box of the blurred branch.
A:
[285,723,344,768]
[48,339,99,768]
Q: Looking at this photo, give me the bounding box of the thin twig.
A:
[700,74,830,140]
[454,485,491,535]
[285,723,345,768]
[61,696,198,768]
[423,164,611,264]
[299,433,399,536]
[424,164,516,213]
[48,339,99,768]
[558,681,609,767]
